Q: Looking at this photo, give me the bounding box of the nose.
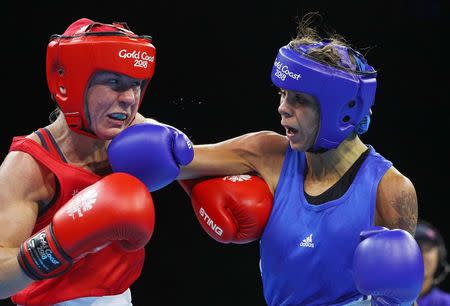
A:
[118,87,139,108]
[278,98,292,118]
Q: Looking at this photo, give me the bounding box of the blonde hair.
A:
[291,12,361,71]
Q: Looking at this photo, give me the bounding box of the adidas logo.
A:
[300,234,314,248]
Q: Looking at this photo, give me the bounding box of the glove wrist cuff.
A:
[18,224,72,280]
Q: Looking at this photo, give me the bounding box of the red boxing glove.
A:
[18,173,155,280]
[179,175,273,244]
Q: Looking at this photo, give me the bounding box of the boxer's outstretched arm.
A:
[135,113,286,183]
[178,131,288,181]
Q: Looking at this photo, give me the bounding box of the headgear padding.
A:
[46,18,156,137]
[271,41,377,151]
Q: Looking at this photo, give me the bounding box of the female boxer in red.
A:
[0,18,193,306]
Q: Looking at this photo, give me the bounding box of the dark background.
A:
[2,1,449,305]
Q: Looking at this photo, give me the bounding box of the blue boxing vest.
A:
[260,145,392,306]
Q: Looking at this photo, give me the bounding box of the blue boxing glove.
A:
[352,226,424,306]
[107,122,194,192]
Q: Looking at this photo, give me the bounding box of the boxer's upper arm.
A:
[179,131,287,180]
[375,167,418,235]
[0,152,45,247]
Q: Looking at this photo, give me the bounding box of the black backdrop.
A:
[2,1,449,305]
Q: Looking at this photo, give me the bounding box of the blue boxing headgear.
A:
[271,41,377,151]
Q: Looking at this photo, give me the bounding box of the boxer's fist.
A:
[352,226,424,306]
[18,173,155,280]
[108,122,194,192]
[179,175,273,244]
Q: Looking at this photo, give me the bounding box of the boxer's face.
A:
[85,71,143,140]
[278,89,319,151]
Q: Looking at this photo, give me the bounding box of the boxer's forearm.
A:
[0,247,33,299]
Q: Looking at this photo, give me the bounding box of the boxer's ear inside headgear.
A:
[337,46,374,136]
[46,18,156,138]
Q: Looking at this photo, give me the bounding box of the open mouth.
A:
[284,126,299,137]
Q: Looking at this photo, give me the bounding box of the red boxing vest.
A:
[9,129,144,306]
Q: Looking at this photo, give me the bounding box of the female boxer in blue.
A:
[177,13,424,306]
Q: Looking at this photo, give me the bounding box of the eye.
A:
[295,94,306,104]
[107,78,120,86]
[278,89,287,97]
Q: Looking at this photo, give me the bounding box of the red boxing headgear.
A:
[46,18,156,137]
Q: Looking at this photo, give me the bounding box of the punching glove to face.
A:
[108,122,194,192]
[179,175,273,244]
[352,226,424,306]
[18,173,155,280]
